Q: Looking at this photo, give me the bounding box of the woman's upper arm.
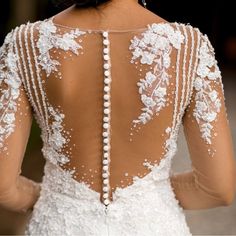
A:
[182,32,236,204]
[0,29,33,192]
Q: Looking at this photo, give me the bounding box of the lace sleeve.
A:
[170,31,236,209]
[0,28,41,213]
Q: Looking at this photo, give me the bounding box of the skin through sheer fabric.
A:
[0,15,235,213]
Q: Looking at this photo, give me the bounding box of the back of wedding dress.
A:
[0,11,235,236]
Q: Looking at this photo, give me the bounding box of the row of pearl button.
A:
[102,31,111,206]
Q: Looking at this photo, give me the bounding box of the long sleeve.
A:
[170,32,236,210]
[0,29,41,213]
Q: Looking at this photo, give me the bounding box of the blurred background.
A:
[0,0,235,235]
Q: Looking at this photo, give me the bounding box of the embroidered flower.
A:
[208,90,218,102]
[145,72,156,85]
[154,87,167,98]
[193,34,222,145]
[3,113,15,124]
[194,77,203,91]
[202,112,217,122]
[130,23,184,126]
[37,19,86,77]
[140,51,156,65]
[0,30,22,151]
[195,101,207,113]
[141,95,156,108]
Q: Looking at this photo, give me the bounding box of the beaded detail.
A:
[0,17,226,236]
[101,31,112,206]
[192,34,222,147]
[37,19,86,77]
[129,23,184,127]
[0,30,22,150]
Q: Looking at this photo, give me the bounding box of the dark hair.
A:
[53,0,111,8]
[74,0,111,8]
[54,0,145,9]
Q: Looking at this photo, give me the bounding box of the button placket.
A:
[102,31,112,207]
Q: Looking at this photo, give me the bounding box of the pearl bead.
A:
[104,70,110,76]
[104,63,110,69]
[104,152,109,158]
[103,48,109,54]
[103,145,109,151]
[104,55,110,60]
[103,165,109,171]
[103,132,108,137]
[103,159,109,165]
[103,186,109,192]
[104,102,110,107]
[104,78,111,84]
[103,32,108,37]
[103,193,109,199]
[103,179,109,184]
[104,108,110,114]
[103,138,109,143]
[102,173,109,178]
[103,117,109,122]
[104,199,110,205]
[104,94,110,100]
[104,86,110,92]
[103,39,109,45]
[103,123,109,129]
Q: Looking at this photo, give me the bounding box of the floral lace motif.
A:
[0,30,22,150]
[193,34,222,145]
[42,104,71,166]
[129,23,184,125]
[25,135,191,236]
[37,19,86,77]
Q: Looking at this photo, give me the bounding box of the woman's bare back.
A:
[0,1,235,235]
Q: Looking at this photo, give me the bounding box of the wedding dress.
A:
[0,16,233,236]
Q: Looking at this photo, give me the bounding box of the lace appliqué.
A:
[129,23,184,129]
[193,35,222,149]
[0,30,22,151]
[37,19,86,77]
[42,105,72,166]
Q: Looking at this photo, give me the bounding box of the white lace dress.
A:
[0,16,226,236]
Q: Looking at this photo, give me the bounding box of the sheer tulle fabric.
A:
[0,17,233,235]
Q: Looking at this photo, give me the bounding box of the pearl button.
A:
[104,55,110,60]
[103,193,109,199]
[103,159,109,165]
[103,117,109,122]
[104,102,110,107]
[103,48,109,54]
[104,86,110,92]
[104,70,110,76]
[103,31,108,37]
[104,152,109,158]
[103,138,109,143]
[103,186,109,192]
[104,108,110,114]
[103,132,108,137]
[104,78,111,84]
[103,145,109,151]
[103,179,109,184]
[103,39,109,45]
[103,123,109,129]
[104,63,110,69]
[103,165,109,171]
[104,94,110,100]
[104,199,110,205]
[102,173,109,178]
